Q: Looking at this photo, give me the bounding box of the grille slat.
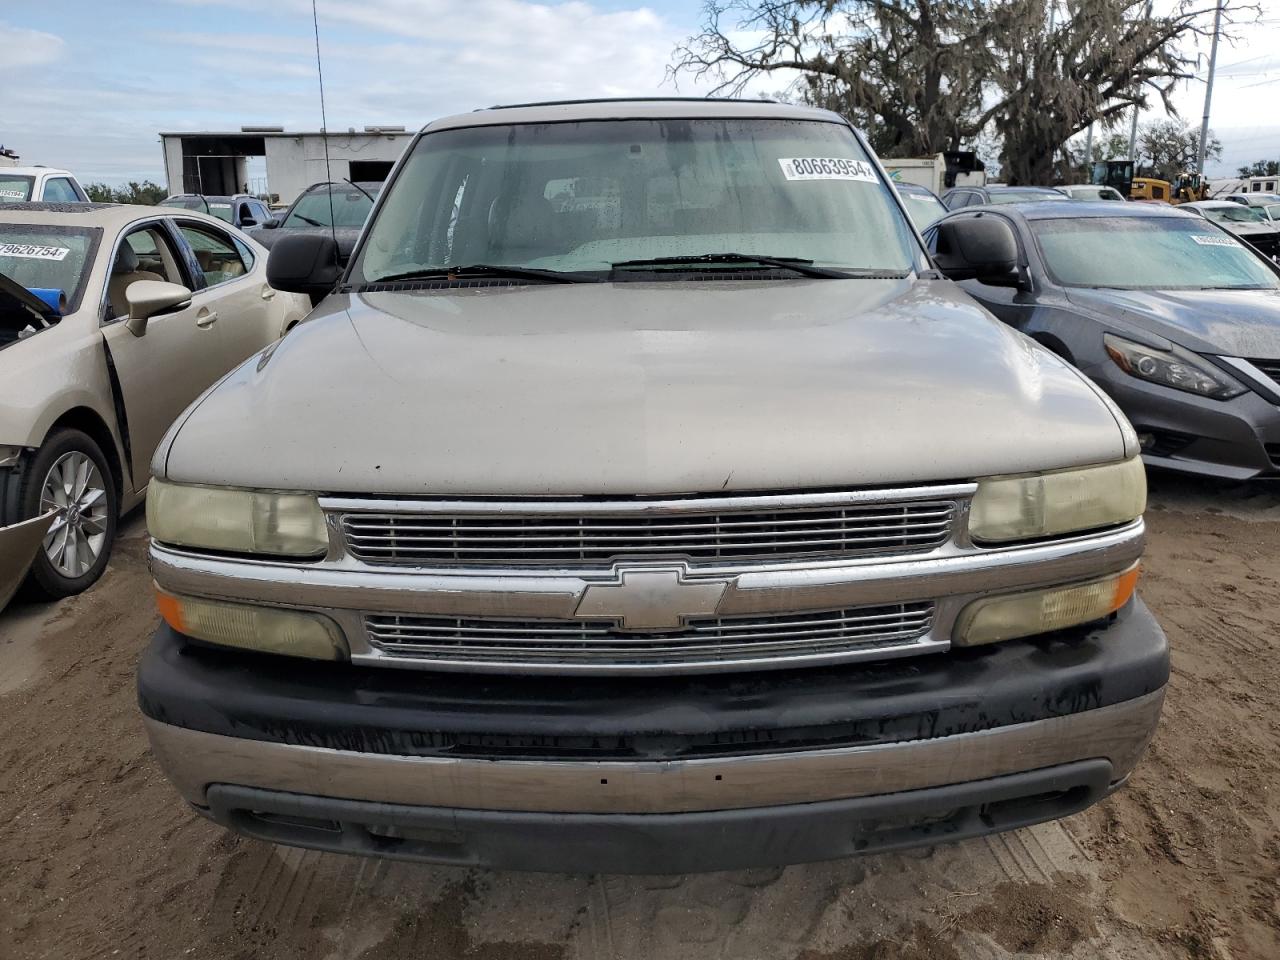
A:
[1249,358,1280,383]
[365,602,935,667]
[340,496,957,568]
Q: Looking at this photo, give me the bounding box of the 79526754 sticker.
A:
[778,157,880,183]
[0,243,71,261]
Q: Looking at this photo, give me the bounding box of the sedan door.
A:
[99,221,229,492]
[172,219,280,368]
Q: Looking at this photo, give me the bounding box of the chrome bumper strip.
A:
[145,689,1164,815]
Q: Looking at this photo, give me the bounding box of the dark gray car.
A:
[929,201,1280,479]
[248,181,381,264]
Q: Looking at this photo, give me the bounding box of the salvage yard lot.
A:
[2,475,1278,960]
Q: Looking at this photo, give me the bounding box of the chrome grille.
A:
[365,602,935,669]
[339,497,957,568]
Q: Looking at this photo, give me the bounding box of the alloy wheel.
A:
[40,451,110,579]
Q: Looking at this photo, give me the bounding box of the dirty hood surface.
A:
[162,279,1128,495]
[1066,286,1280,358]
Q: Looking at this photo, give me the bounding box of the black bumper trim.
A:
[203,759,1116,874]
[137,599,1169,762]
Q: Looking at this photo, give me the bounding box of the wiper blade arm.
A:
[293,214,324,227]
[370,264,593,284]
[610,253,852,279]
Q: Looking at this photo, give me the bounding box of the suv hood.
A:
[162,279,1129,495]
[1066,286,1280,357]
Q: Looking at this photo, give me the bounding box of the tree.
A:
[674,0,1242,183]
[81,180,168,205]
[1136,120,1220,181]
[674,0,991,157]
[1238,160,1280,178]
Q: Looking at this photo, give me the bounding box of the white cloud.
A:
[0,21,65,70]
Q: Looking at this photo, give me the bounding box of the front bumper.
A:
[139,599,1168,872]
[1081,356,1280,480]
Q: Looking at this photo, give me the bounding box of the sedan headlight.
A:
[1104,334,1245,399]
[969,457,1146,543]
[147,479,327,557]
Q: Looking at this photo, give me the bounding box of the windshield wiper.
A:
[293,214,324,227]
[610,253,875,279]
[369,264,595,285]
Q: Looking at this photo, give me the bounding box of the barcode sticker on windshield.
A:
[0,243,71,261]
[1190,234,1236,247]
[210,203,231,209]
[779,158,879,183]
[0,189,26,199]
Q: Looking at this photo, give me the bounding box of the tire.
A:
[14,429,119,600]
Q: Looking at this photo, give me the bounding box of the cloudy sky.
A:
[2,0,1277,186]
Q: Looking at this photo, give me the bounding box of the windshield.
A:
[1067,186,1123,201]
[988,190,1062,205]
[352,118,921,283]
[0,175,35,203]
[286,186,376,228]
[0,224,100,312]
[206,201,234,223]
[899,190,947,229]
[1266,204,1280,222]
[1200,205,1268,225]
[162,196,208,212]
[1032,217,1280,290]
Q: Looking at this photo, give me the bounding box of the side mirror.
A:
[240,216,258,228]
[932,215,1020,284]
[263,218,281,229]
[267,233,342,305]
[125,280,192,337]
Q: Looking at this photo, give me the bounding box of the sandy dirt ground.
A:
[1,473,1278,960]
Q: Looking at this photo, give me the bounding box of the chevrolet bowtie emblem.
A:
[574,567,729,632]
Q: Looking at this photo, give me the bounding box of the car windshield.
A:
[1068,186,1123,201]
[1032,216,1280,290]
[1267,204,1280,222]
[286,186,376,228]
[162,196,210,213]
[0,175,35,203]
[898,190,947,229]
[988,190,1062,205]
[0,224,100,313]
[1200,205,1268,225]
[352,118,921,283]
[206,201,234,223]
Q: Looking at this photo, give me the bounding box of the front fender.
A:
[0,510,55,611]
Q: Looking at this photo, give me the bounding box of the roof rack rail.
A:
[480,96,779,111]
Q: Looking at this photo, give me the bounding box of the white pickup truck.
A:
[0,167,89,204]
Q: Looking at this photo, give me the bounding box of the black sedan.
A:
[926,201,1280,479]
[248,180,381,262]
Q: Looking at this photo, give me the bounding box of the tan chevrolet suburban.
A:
[137,98,1166,873]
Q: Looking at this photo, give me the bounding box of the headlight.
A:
[157,588,348,660]
[147,479,327,557]
[1104,334,1245,399]
[954,563,1140,646]
[969,457,1146,543]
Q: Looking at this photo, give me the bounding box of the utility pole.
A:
[1127,0,1154,163]
[1197,0,1224,175]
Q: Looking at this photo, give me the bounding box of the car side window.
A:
[252,201,271,222]
[43,177,81,203]
[237,202,255,224]
[232,236,256,271]
[178,223,248,287]
[948,192,971,210]
[105,225,185,321]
